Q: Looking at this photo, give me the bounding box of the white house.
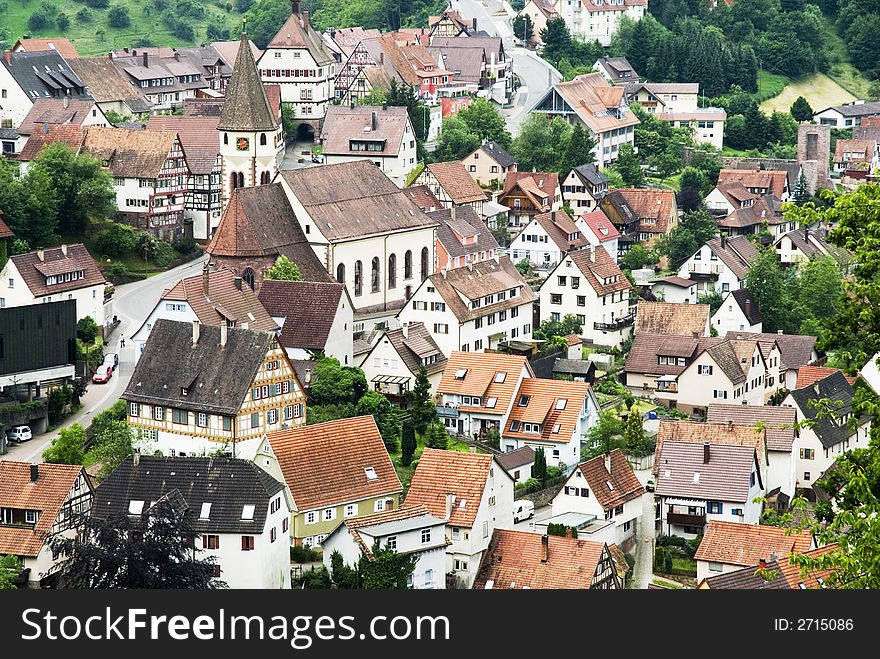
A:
[495,446,535,484]
[677,236,760,296]
[655,440,764,538]
[726,331,817,392]
[559,2,646,48]
[93,455,291,589]
[784,371,871,491]
[510,209,588,269]
[16,97,107,153]
[773,228,851,267]
[319,105,418,187]
[625,82,698,113]
[517,0,559,46]
[1,244,111,331]
[705,182,760,216]
[361,322,447,403]
[813,100,880,128]
[461,141,517,188]
[651,276,699,305]
[561,164,608,215]
[594,56,641,85]
[405,448,515,589]
[539,245,634,349]
[551,449,646,550]
[0,462,93,587]
[414,161,488,216]
[694,520,814,583]
[576,209,620,263]
[321,505,448,589]
[397,256,537,357]
[658,108,727,150]
[711,289,762,335]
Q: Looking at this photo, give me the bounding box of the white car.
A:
[6,425,32,443]
[513,500,535,523]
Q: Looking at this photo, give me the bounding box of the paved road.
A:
[2,255,208,464]
[632,467,657,589]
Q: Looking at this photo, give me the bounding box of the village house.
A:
[655,439,764,538]
[726,330,818,391]
[434,350,533,439]
[495,446,535,484]
[677,235,760,295]
[431,36,512,102]
[813,100,880,128]
[694,520,814,583]
[624,81,697,113]
[257,279,354,365]
[783,371,871,492]
[552,357,598,383]
[108,49,208,112]
[415,161,488,216]
[462,141,517,188]
[404,185,443,213]
[360,321,447,403]
[405,448,514,589]
[715,195,792,239]
[125,319,307,459]
[431,206,500,271]
[12,37,80,59]
[16,98,107,152]
[539,245,634,349]
[500,377,600,467]
[428,10,476,39]
[67,57,153,118]
[499,171,563,227]
[716,168,790,201]
[257,1,335,135]
[832,138,877,174]
[706,404,797,503]
[774,226,852,268]
[705,182,760,216]
[510,209,588,269]
[0,462,93,587]
[517,0,559,45]
[397,256,537,357]
[532,73,639,167]
[551,449,645,550]
[1,244,111,331]
[327,29,383,98]
[593,57,641,85]
[558,0,645,46]
[697,544,836,589]
[276,161,438,328]
[600,188,678,257]
[561,164,608,215]
[319,105,417,187]
[321,505,449,589]
[711,289,762,335]
[650,276,699,305]
[258,415,402,548]
[635,301,710,337]
[576,209,620,262]
[94,455,291,589]
[131,265,278,359]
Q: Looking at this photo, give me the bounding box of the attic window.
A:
[458,499,466,508]
[552,423,561,433]
[241,504,255,520]
[664,469,671,478]
[455,368,468,380]
[518,395,530,407]
[199,503,212,519]
[693,472,700,483]
[494,371,507,383]
[486,397,497,409]
[128,500,145,515]
[365,467,378,481]
[607,481,615,491]
[555,399,567,410]
[181,387,188,397]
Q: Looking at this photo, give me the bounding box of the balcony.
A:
[667,512,706,527]
[593,311,635,332]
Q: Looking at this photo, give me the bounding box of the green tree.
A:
[244,0,290,49]
[281,103,296,139]
[511,114,570,173]
[622,406,646,455]
[533,446,548,485]
[356,390,399,453]
[264,254,302,281]
[457,98,511,149]
[357,539,418,589]
[56,11,69,29]
[789,96,813,123]
[310,358,367,405]
[406,364,436,435]
[619,244,658,271]
[558,122,596,178]
[657,209,717,268]
[533,313,583,340]
[94,222,136,258]
[434,115,481,162]
[77,316,100,343]
[791,255,842,338]
[84,419,133,480]
[43,424,86,465]
[0,554,23,589]
[745,249,793,334]
[424,421,449,450]
[329,549,359,588]
[400,418,416,467]
[791,171,811,205]
[107,5,131,27]
[698,288,724,315]
[386,77,430,155]
[512,14,533,43]
[679,166,707,197]
[583,410,624,459]
[540,17,572,65]
[614,143,645,187]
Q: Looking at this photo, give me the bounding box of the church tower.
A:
[219,27,284,209]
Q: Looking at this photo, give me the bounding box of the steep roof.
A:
[655,420,767,476]
[405,448,495,528]
[789,371,864,449]
[595,56,640,81]
[0,462,88,557]
[93,456,284,534]
[547,73,640,133]
[705,236,760,280]
[578,209,620,241]
[438,351,531,415]
[320,105,409,157]
[382,322,447,376]
[575,449,644,510]
[124,319,277,415]
[725,331,816,371]
[504,378,593,444]
[279,161,438,241]
[257,280,345,351]
[81,126,176,178]
[10,244,105,297]
[211,39,262,67]
[715,181,759,206]
[699,545,837,589]
[473,529,611,589]
[473,141,516,169]
[404,185,443,212]
[429,45,484,84]
[13,37,80,59]
[694,519,813,568]
[728,288,763,326]
[267,416,401,511]
[717,168,788,198]
[69,57,150,109]
[566,245,632,297]
[717,195,785,230]
[17,124,86,161]
[219,34,278,131]
[267,12,335,65]
[431,206,500,260]
[833,138,874,163]
[795,365,855,390]
[635,301,709,337]
[704,340,747,385]
[18,98,98,136]
[495,446,535,472]
[526,210,588,253]
[706,404,796,452]
[2,50,90,102]
[334,505,449,559]
[605,188,677,234]
[161,267,277,331]
[426,161,489,205]
[0,214,13,239]
[624,333,721,376]
[654,441,760,503]
[146,115,220,174]
[502,171,559,209]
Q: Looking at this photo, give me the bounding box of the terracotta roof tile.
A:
[258,280,345,351]
[11,244,105,298]
[578,209,620,241]
[699,544,837,589]
[339,505,449,558]
[635,301,709,336]
[495,446,535,472]
[704,236,761,281]
[567,245,632,296]
[426,161,489,205]
[18,98,98,136]
[18,124,86,162]
[576,449,645,509]
[81,126,177,178]
[14,37,79,59]
[268,416,401,511]
[725,331,816,371]
[550,73,640,134]
[438,351,532,415]
[605,188,677,234]
[267,12,335,65]
[706,404,796,452]
[404,448,495,528]
[527,209,588,252]
[694,520,813,567]
[146,115,220,174]
[717,169,788,198]
[320,105,409,157]
[655,420,767,477]
[504,378,592,443]
[795,365,855,389]
[404,185,443,212]
[501,171,558,210]
[624,333,721,376]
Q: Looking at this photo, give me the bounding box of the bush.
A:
[664,552,674,573]
[95,222,136,258]
[85,0,109,8]
[290,545,321,563]
[151,241,178,268]
[47,385,73,422]
[75,7,91,22]
[107,5,131,27]
[28,9,53,30]
[56,12,69,29]
[77,317,100,344]
[172,18,195,41]
[172,236,199,255]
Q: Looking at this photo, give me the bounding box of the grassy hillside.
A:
[820,20,876,99]
[760,72,856,115]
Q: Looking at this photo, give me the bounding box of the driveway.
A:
[632,467,657,589]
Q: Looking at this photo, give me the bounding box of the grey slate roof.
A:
[495,446,535,472]
[825,101,880,118]
[655,441,760,503]
[573,163,608,187]
[725,331,817,371]
[218,34,278,131]
[705,341,746,385]
[700,563,789,589]
[93,455,284,534]
[479,141,516,169]
[124,318,275,415]
[552,358,596,377]
[429,206,500,260]
[2,50,90,102]
[789,371,865,449]
[730,288,762,326]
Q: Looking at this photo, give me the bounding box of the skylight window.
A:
[199,503,212,519]
[494,371,507,383]
[486,397,497,409]
[455,368,468,380]
[664,469,671,478]
[458,499,466,508]
[365,467,378,481]
[552,423,561,433]
[241,504,255,520]
[128,500,144,515]
[555,399,567,410]
[693,472,700,483]
[607,480,615,491]
[518,395,530,407]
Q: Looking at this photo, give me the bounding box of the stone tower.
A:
[797,124,831,194]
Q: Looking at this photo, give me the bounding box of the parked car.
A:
[5,425,32,443]
[513,499,534,523]
[646,476,656,492]
[103,352,119,368]
[92,364,113,384]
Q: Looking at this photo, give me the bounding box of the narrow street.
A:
[632,467,656,589]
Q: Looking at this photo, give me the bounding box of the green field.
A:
[754,69,791,104]
[760,72,856,115]
[0,0,243,57]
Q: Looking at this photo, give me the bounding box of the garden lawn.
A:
[760,72,856,115]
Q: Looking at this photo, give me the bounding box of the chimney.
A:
[30,464,39,482]
[758,558,766,570]
[604,451,611,474]
[132,452,140,467]
[551,210,556,223]
[472,17,478,31]
[192,319,201,344]
[382,102,388,111]
[371,110,378,131]
[302,10,310,28]
[744,299,751,318]
[143,51,148,68]
[350,99,355,110]
[401,323,409,339]
[777,329,783,335]
[220,322,228,347]
[727,420,733,432]
[379,52,384,65]
[590,245,596,263]
[60,244,67,255]
[450,205,456,221]
[290,0,300,15]
[804,226,810,241]
[540,534,549,563]
[174,51,180,61]
[564,527,572,538]
[202,261,210,296]
[703,442,710,464]
[769,551,778,562]
[63,95,69,109]
[36,249,44,262]
[234,276,242,291]
[445,493,454,519]
[304,368,312,383]
[3,51,10,65]
[720,235,727,249]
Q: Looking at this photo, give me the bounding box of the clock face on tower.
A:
[236,137,250,151]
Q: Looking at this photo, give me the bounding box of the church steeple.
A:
[218,30,277,132]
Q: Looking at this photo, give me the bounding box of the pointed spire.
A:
[218,31,277,132]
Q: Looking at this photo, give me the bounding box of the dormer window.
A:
[365,467,378,481]
[518,395,530,407]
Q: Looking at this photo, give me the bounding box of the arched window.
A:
[230,173,238,190]
[388,253,396,289]
[336,263,345,284]
[260,133,267,146]
[354,260,362,296]
[260,171,271,184]
[223,134,228,145]
[242,267,255,290]
[237,172,244,188]
[420,247,429,281]
[404,250,412,280]
[371,257,380,293]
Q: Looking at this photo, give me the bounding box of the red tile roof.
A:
[795,365,855,389]
[10,244,105,297]
[694,520,814,568]
[18,124,86,162]
[529,210,588,252]
[13,37,79,59]
[578,209,620,241]
[504,378,592,443]
[426,161,488,205]
[609,188,677,234]
[635,301,709,336]
[257,280,346,351]
[575,449,645,510]
[567,245,631,296]
[438,351,531,415]
[717,169,788,198]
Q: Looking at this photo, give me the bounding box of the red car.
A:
[92,364,113,384]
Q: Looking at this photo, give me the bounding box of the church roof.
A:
[218,33,277,132]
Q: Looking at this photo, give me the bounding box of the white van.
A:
[513,500,534,523]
